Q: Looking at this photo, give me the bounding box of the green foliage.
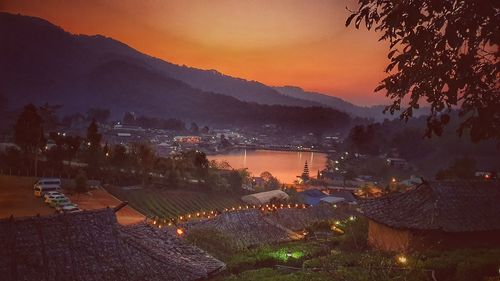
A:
[14,104,45,154]
[347,124,380,155]
[223,241,330,274]
[347,0,499,142]
[435,156,477,180]
[221,268,332,281]
[86,119,102,147]
[419,249,500,281]
[337,217,369,251]
[185,228,239,260]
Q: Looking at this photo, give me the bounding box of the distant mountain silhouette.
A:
[0,12,349,131]
[273,86,392,121]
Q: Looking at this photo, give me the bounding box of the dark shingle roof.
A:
[360,181,500,232]
[0,209,224,281]
[176,209,291,249]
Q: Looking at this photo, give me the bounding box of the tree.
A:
[131,143,156,186]
[46,132,66,170]
[347,125,380,155]
[110,144,128,168]
[86,119,102,147]
[189,122,199,134]
[74,169,88,193]
[343,170,357,187]
[347,0,500,142]
[220,134,231,148]
[85,119,103,175]
[260,171,280,190]
[65,135,82,167]
[122,112,136,125]
[14,104,45,176]
[201,126,210,134]
[227,170,243,191]
[38,103,61,132]
[436,156,477,180]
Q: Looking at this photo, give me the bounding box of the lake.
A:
[208,149,328,184]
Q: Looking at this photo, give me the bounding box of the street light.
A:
[397,255,408,265]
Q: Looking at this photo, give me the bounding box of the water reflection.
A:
[208,149,328,184]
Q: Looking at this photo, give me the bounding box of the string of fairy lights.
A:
[149,203,312,230]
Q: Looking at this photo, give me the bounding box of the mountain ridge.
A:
[0,12,350,131]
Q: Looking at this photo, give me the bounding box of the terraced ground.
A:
[105,186,244,219]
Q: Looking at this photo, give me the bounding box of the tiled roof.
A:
[174,205,351,248]
[0,209,224,281]
[177,210,291,249]
[360,181,500,232]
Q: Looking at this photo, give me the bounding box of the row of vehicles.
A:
[34,178,81,214]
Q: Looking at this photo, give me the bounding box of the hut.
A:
[241,190,289,205]
[0,208,224,281]
[360,181,500,253]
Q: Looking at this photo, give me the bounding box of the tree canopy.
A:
[14,104,45,154]
[347,0,499,143]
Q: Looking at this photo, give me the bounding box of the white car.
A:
[55,202,78,213]
[59,205,81,214]
[45,194,67,204]
[43,191,63,200]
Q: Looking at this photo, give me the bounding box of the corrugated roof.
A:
[241,190,289,205]
[360,181,500,232]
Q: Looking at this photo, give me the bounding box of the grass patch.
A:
[105,186,243,218]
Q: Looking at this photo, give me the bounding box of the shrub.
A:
[338,217,369,251]
[185,227,239,260]
[420,249,500,281]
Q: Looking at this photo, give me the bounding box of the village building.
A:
[241,190,289,205]
[386,157,408,169]
[360,181,500,253]
[0,208,224,281]
[297,189,327,206]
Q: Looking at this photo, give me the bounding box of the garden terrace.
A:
[0,208,224,281]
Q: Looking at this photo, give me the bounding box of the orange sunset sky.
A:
[1,0,390,105]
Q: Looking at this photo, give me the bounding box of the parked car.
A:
[34,178,61,197]
[49,197,71,208]
[59,205,81,214]
[43,191,63,200]
[56,202,78,213]
[45,194,67,204]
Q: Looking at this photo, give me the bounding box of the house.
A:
[297,189,327,206]
[329,190,357,204]
[360,181,500,253]
[319,196,346,205]
[0,208,224,281]
[386,157,408,169]
[241,190,289,205]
